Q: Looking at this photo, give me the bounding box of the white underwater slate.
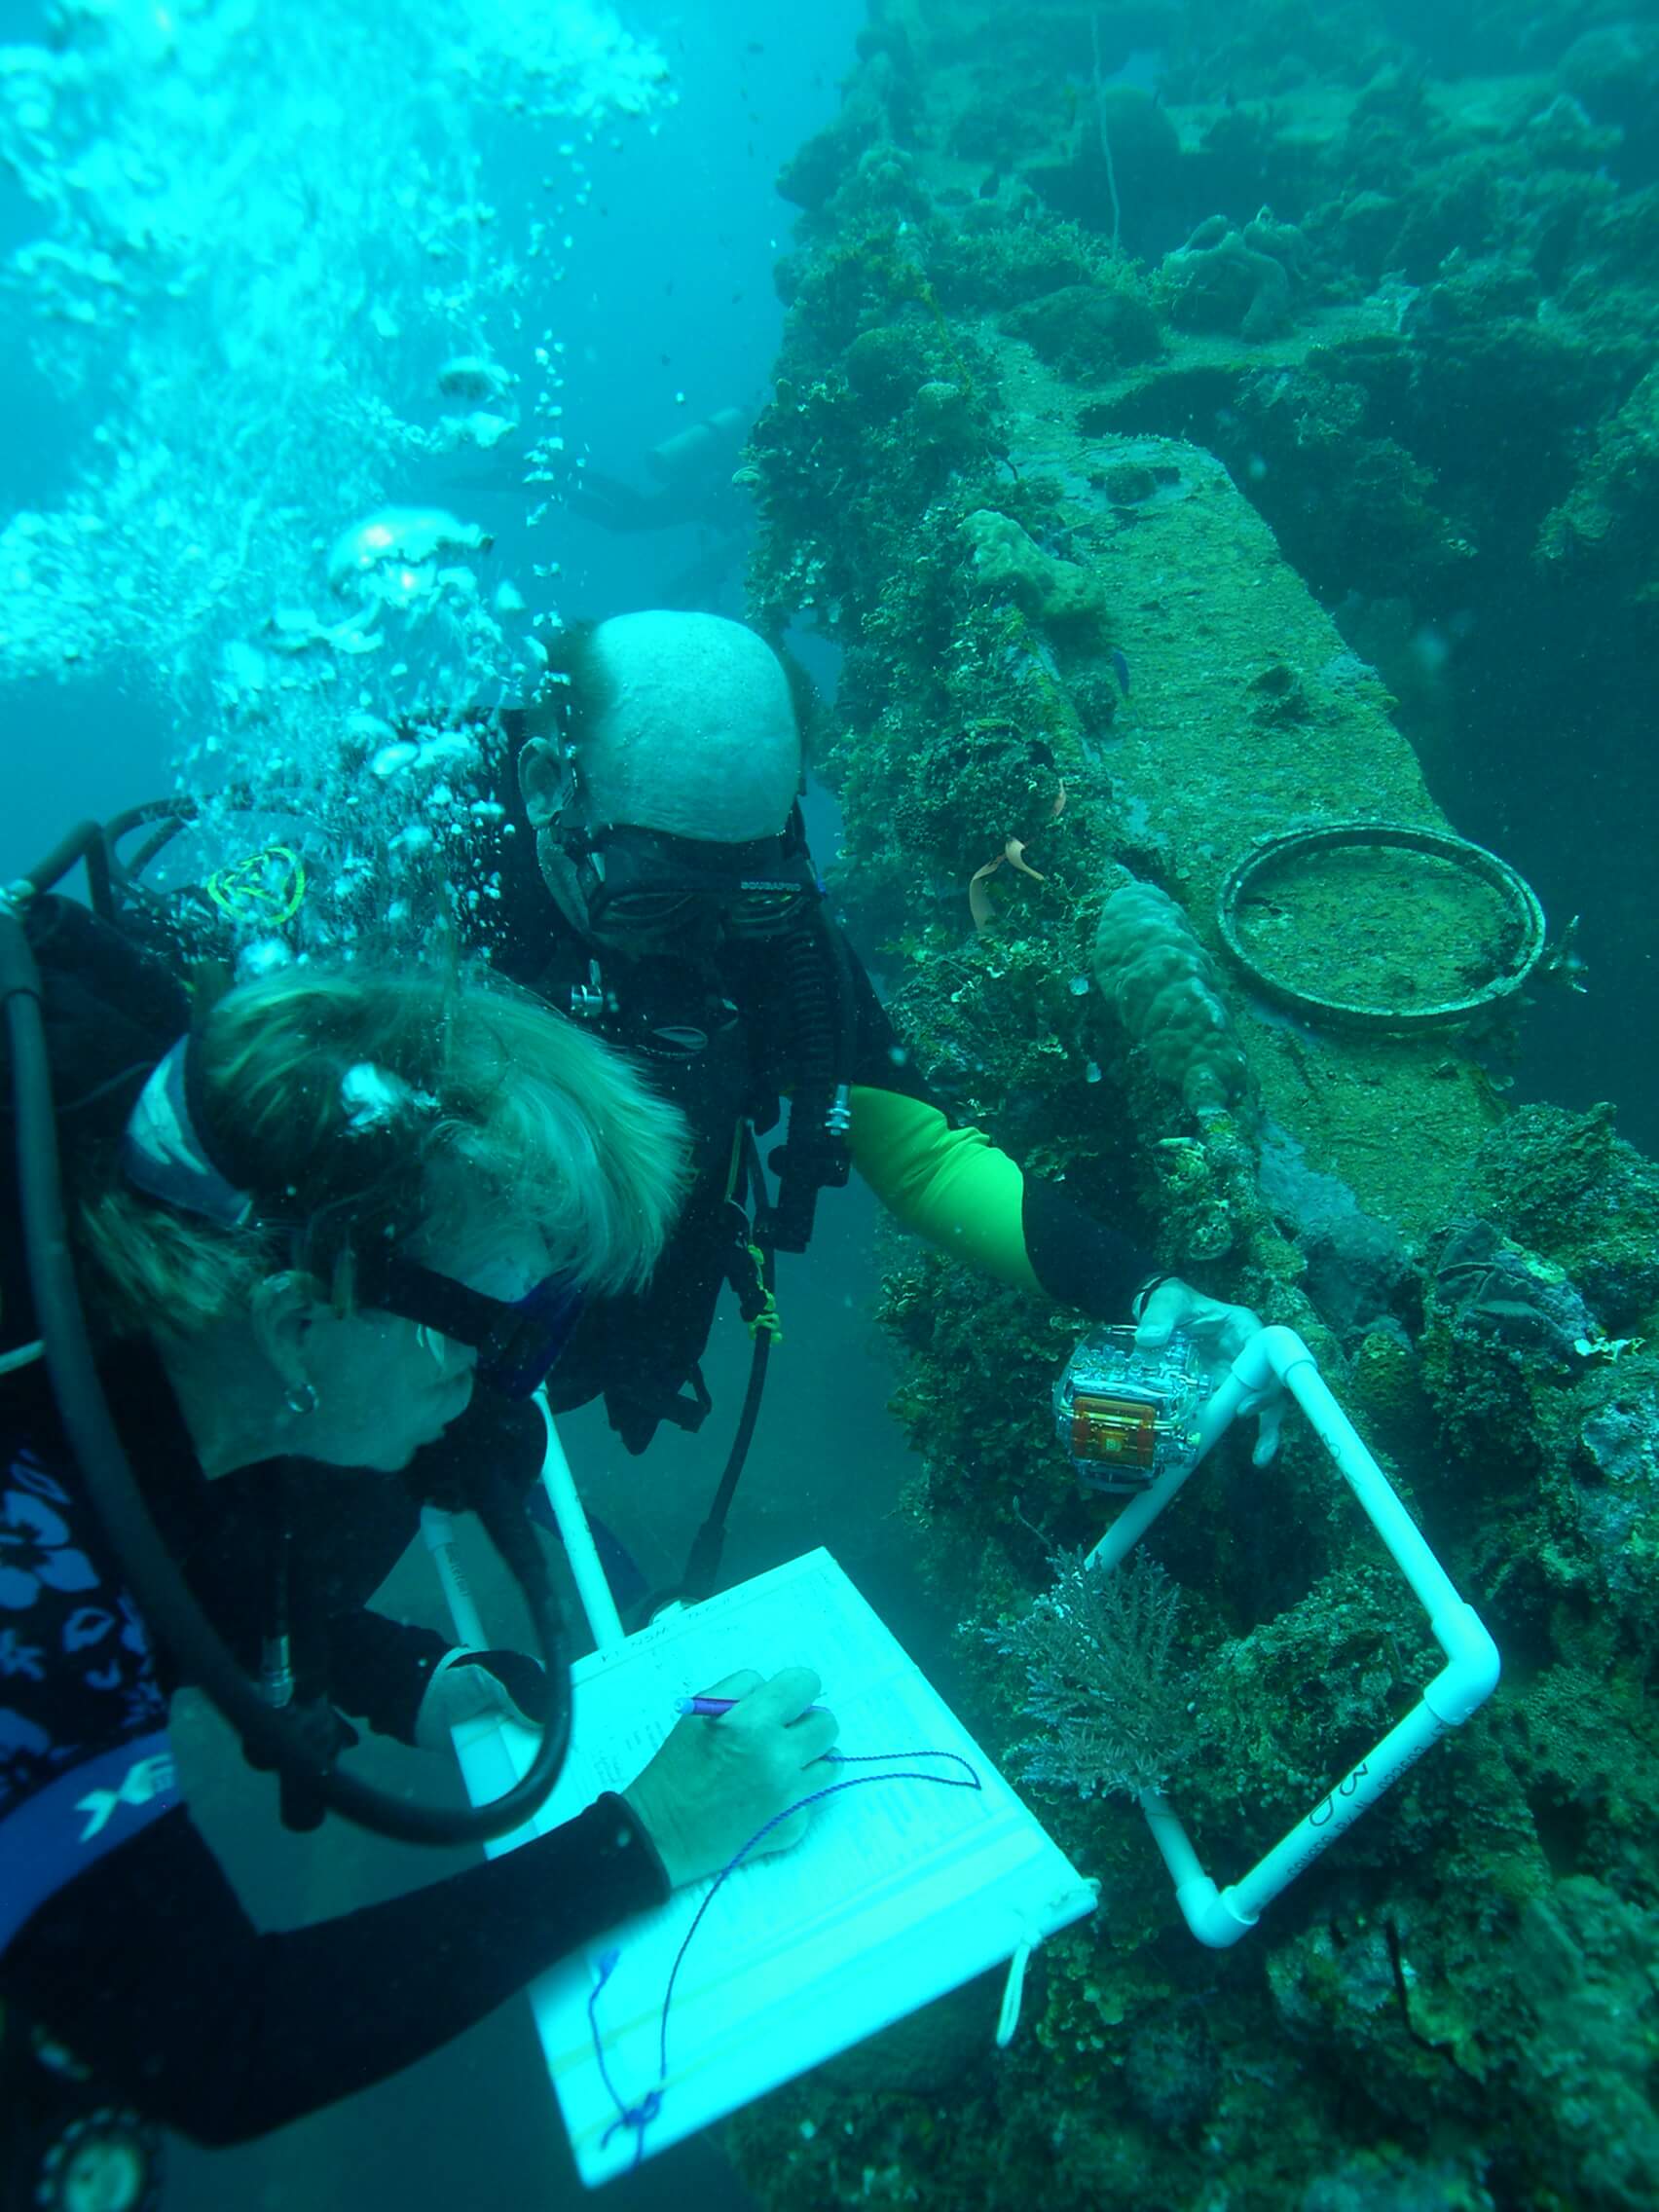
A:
[448,1547,1096,2188]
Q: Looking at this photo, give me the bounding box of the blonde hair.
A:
[81,966,688,1338]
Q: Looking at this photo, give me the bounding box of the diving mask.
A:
[568,810,822,944]
[358,1254,583,1401]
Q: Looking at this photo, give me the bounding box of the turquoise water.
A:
[4,3,1658,2208]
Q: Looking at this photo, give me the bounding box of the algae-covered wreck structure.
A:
[730,4,1659,2206]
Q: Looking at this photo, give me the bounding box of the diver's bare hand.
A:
[622,1667,837,1890]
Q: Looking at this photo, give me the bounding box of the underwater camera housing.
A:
[1054,1328,1210,1493]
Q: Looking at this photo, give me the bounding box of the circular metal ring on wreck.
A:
[1216,821,1548,1031]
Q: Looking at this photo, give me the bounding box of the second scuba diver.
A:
[463,610,1279,1567]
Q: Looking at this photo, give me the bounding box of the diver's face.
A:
[535,823,725,964]
[293,1197,556,1474]
[592,901,729,964]
[291,1302,475,1473]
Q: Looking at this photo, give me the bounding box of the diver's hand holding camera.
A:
[623,1667,838,1890]
[1133,1277,1286,1465]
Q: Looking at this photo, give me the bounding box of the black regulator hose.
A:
[4,821,114,923]
[0,894,571,1846]
[769,913,854,1254]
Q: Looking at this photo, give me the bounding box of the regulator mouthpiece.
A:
[1054,1328,1210,1493]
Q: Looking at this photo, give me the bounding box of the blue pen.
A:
[675,1695,829,1717]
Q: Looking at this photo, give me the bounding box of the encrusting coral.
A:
[1159,208,1309,339]
[958,509,1113,645]
[1091,878,1254,1117]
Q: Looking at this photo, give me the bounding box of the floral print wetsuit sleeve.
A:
[0,1438,180,1950]
[0,1402,668,2146]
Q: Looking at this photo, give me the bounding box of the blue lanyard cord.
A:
[588,1747,982,2166]
[587,1954,658,2147]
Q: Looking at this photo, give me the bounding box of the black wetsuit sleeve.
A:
[3,1792,668,2147]
[327,1609,452,1744]
[1019,1172,1151,1320]
[328,1395,553,1740]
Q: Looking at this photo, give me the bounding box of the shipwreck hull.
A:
[736,5,1659,2208]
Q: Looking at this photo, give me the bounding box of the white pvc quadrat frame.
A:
[1085,1327,1500,1948]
